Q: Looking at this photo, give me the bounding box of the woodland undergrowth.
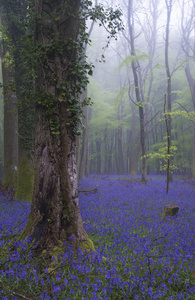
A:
[0,176,195,299]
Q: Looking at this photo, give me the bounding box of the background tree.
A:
[78,3,97,179]
[180,0,195,178]
[164,0,173,183]
[1,56,18,189]
[0,13,18,190]
[127,0,147,183]
[85,0,193,178]
[0,0,35,200]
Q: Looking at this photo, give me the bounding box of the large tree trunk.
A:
[21,0,89,253]
[21,104,87,251]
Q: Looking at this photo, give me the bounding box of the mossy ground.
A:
[42,237,96,273]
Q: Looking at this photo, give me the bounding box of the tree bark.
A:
[185,64,195,177]
[117,104,124,175]
[0,0,35,199]
[103,126,109,174]
[193,123,195,177]
[180,0,195,177]
[1,50,18,189]
[130,105,139,175]
[96,138,101,174]
[79,101,88,179]
[21,0,88,253]
[165,0,173,182]
[128,0,147,183]
[15,144,34,201]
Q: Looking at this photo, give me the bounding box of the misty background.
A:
[0,0,194,181]
[77,0,195,180]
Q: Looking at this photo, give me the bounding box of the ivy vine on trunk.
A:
[20,0,89,252]
[18,0,123,253]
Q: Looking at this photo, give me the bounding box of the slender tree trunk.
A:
[165,0,173,182]
[185,64,195,177]
[180,0,195,177]
[78,15,95,179]
[0,93,3,177]
[96,139,101,174]
[85,124,89,177]
[128,0,147,183]
[131,145,139,175]
[89,140,95,174]
[0,12,18,189]
[103,126,109,174]
[192,123,195,177]
[114,129,119,173]
[1,0,35,200]
[130,104,139,175]
[164,94,170,194]
[2,54,18,189]
[117,105,124,175]
[79,95,88,179]
[107,131,114,173]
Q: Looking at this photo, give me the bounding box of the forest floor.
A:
[0,175,195,299]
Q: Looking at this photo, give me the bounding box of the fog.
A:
[78,0,195,179]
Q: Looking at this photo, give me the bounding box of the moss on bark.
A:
[19,213,43,241]
[15,156,34,201]
[2,169,17,189]
[46,236,96,273]
[79,235,96,252]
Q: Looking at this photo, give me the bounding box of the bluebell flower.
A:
[53,285,61,293]
[19,269,27,280]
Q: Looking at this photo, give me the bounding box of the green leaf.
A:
[117,52,150,70]
[88,69,93,76]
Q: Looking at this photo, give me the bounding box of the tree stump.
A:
[163,205,179,218]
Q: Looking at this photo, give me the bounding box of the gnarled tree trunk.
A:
[21,0,88,253]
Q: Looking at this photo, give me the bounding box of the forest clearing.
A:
[0,176,195,299]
